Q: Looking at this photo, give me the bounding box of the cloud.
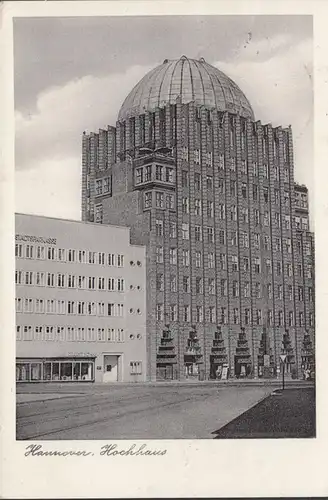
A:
[15,35,313,224]
[15,157,81,220]
[215,35,313,204]
[15,63,153,171]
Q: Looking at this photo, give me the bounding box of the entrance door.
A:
[103,355,119,382]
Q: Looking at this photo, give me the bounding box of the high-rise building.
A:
[81,56,315,381]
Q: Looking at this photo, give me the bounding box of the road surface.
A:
[17,383,272,440]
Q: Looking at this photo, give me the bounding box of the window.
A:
[232,281,239,297]
[145,165,152,182]
[233,308,239,325]
[194,173,201,190]
[241,183,247,199]
[253,162,258,177]
[36,246,45,259]
[35,272,45,286]
[243,257,250,272]
[208,278,216,295]
[170,275,177,292]
[68,275,76,288]
[195,251,202,268]
[220,307,228,325]
[25,271,32,286]
[96,179,102,195]
[263,187,269,203]
[264,235,270,251]
[278,310,284,327]
[231,231,238,246]
[130,362,142,375]
[241,160,247,175]
[268,310,273,326]
[299,311,304,327]
[26,245,34,259]
[88,276,95,290]
[47,273,54,287]
[230,180,237,197]
[263,163,269,179]
[170,304,178,322]
[208,306,216,323]
[15,270,22,285]
[194,149,200,165]
[231,255,239,272]
[274,189,280,205]
[254,233,260,249]
[182,223,189,240]
[309,287,314,302]
[16,298,22,312]
[285,239,292,254]
[218,204,225,220]
[219,230,225,245]
[253,184,259,201]
[244,282,250,298]
[218,154,225,170]
[230,205,237,221]
[15,243,23,258]
[220,279,228,297]
[155,191,164,208]
[207,227,214,243]
[47,247,55,260]
[266,259,272,274]
[156,165,163,181]
[182,250,190,267]
[288,285,293,301]
[240,231,249,248]
[207,176,213,190]
[285,215,291,230]
[24,298,34,313]
[166,167,174,183]
[309,312,314,327]
[144,192,152,208]
[230,157,236,172]
[288,311,294,327]
[254,257,261,274]
[208,252,215,269]
[155,219,163,237]
[196,306,203,323]
[298,287,304,301]
[169,222,177,238]
[98,252,105,265]
[117,255,124,267]
[256,309,262,325]
[57,273,65,288]
[183,305,191,322]
[183,276,190,293]
[194,199,202,216]
[107,278,114,291]
[169,248,177,265]
[267,283,273,299]
[182,197,189,214]
[156,246,164,263]
[182,170,188,187]
[67,249,75,262]
[117,278,125,292]
[78,301,85,315]
[264,211,270,226]
[241,207,249,224]
[195,225,202,242]
[219,253,227,271]
[67,301,75,315]
[156,304,163,321]
[103,177,110,193]
[244,309,251,326]
[195,277,203,294]
[116,303,124,317]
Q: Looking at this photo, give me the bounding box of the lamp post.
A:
[280,329,289,391]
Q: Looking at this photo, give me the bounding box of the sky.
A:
[14,15,313,221]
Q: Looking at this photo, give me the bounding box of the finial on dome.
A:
[163,59,168,64]
[199,57,206,63]
[180,55,188,60]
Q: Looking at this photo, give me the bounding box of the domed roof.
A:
[118,56,254,121]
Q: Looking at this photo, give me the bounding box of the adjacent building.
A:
[79,55,314,382]
[15,213,147,383]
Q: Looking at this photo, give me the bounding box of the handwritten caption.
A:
[24,444,167,457]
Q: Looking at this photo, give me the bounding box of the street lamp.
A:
[280,329,289,391]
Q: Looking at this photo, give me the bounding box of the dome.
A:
[118,56,254,121]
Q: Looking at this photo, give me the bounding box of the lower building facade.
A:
[15,213,147,383]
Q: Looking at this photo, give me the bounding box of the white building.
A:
[15,213,147,383]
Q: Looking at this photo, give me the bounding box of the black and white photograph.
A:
[14,14,315,441]
[2,2,328,498]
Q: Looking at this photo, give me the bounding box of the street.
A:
[16,383,272,440]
